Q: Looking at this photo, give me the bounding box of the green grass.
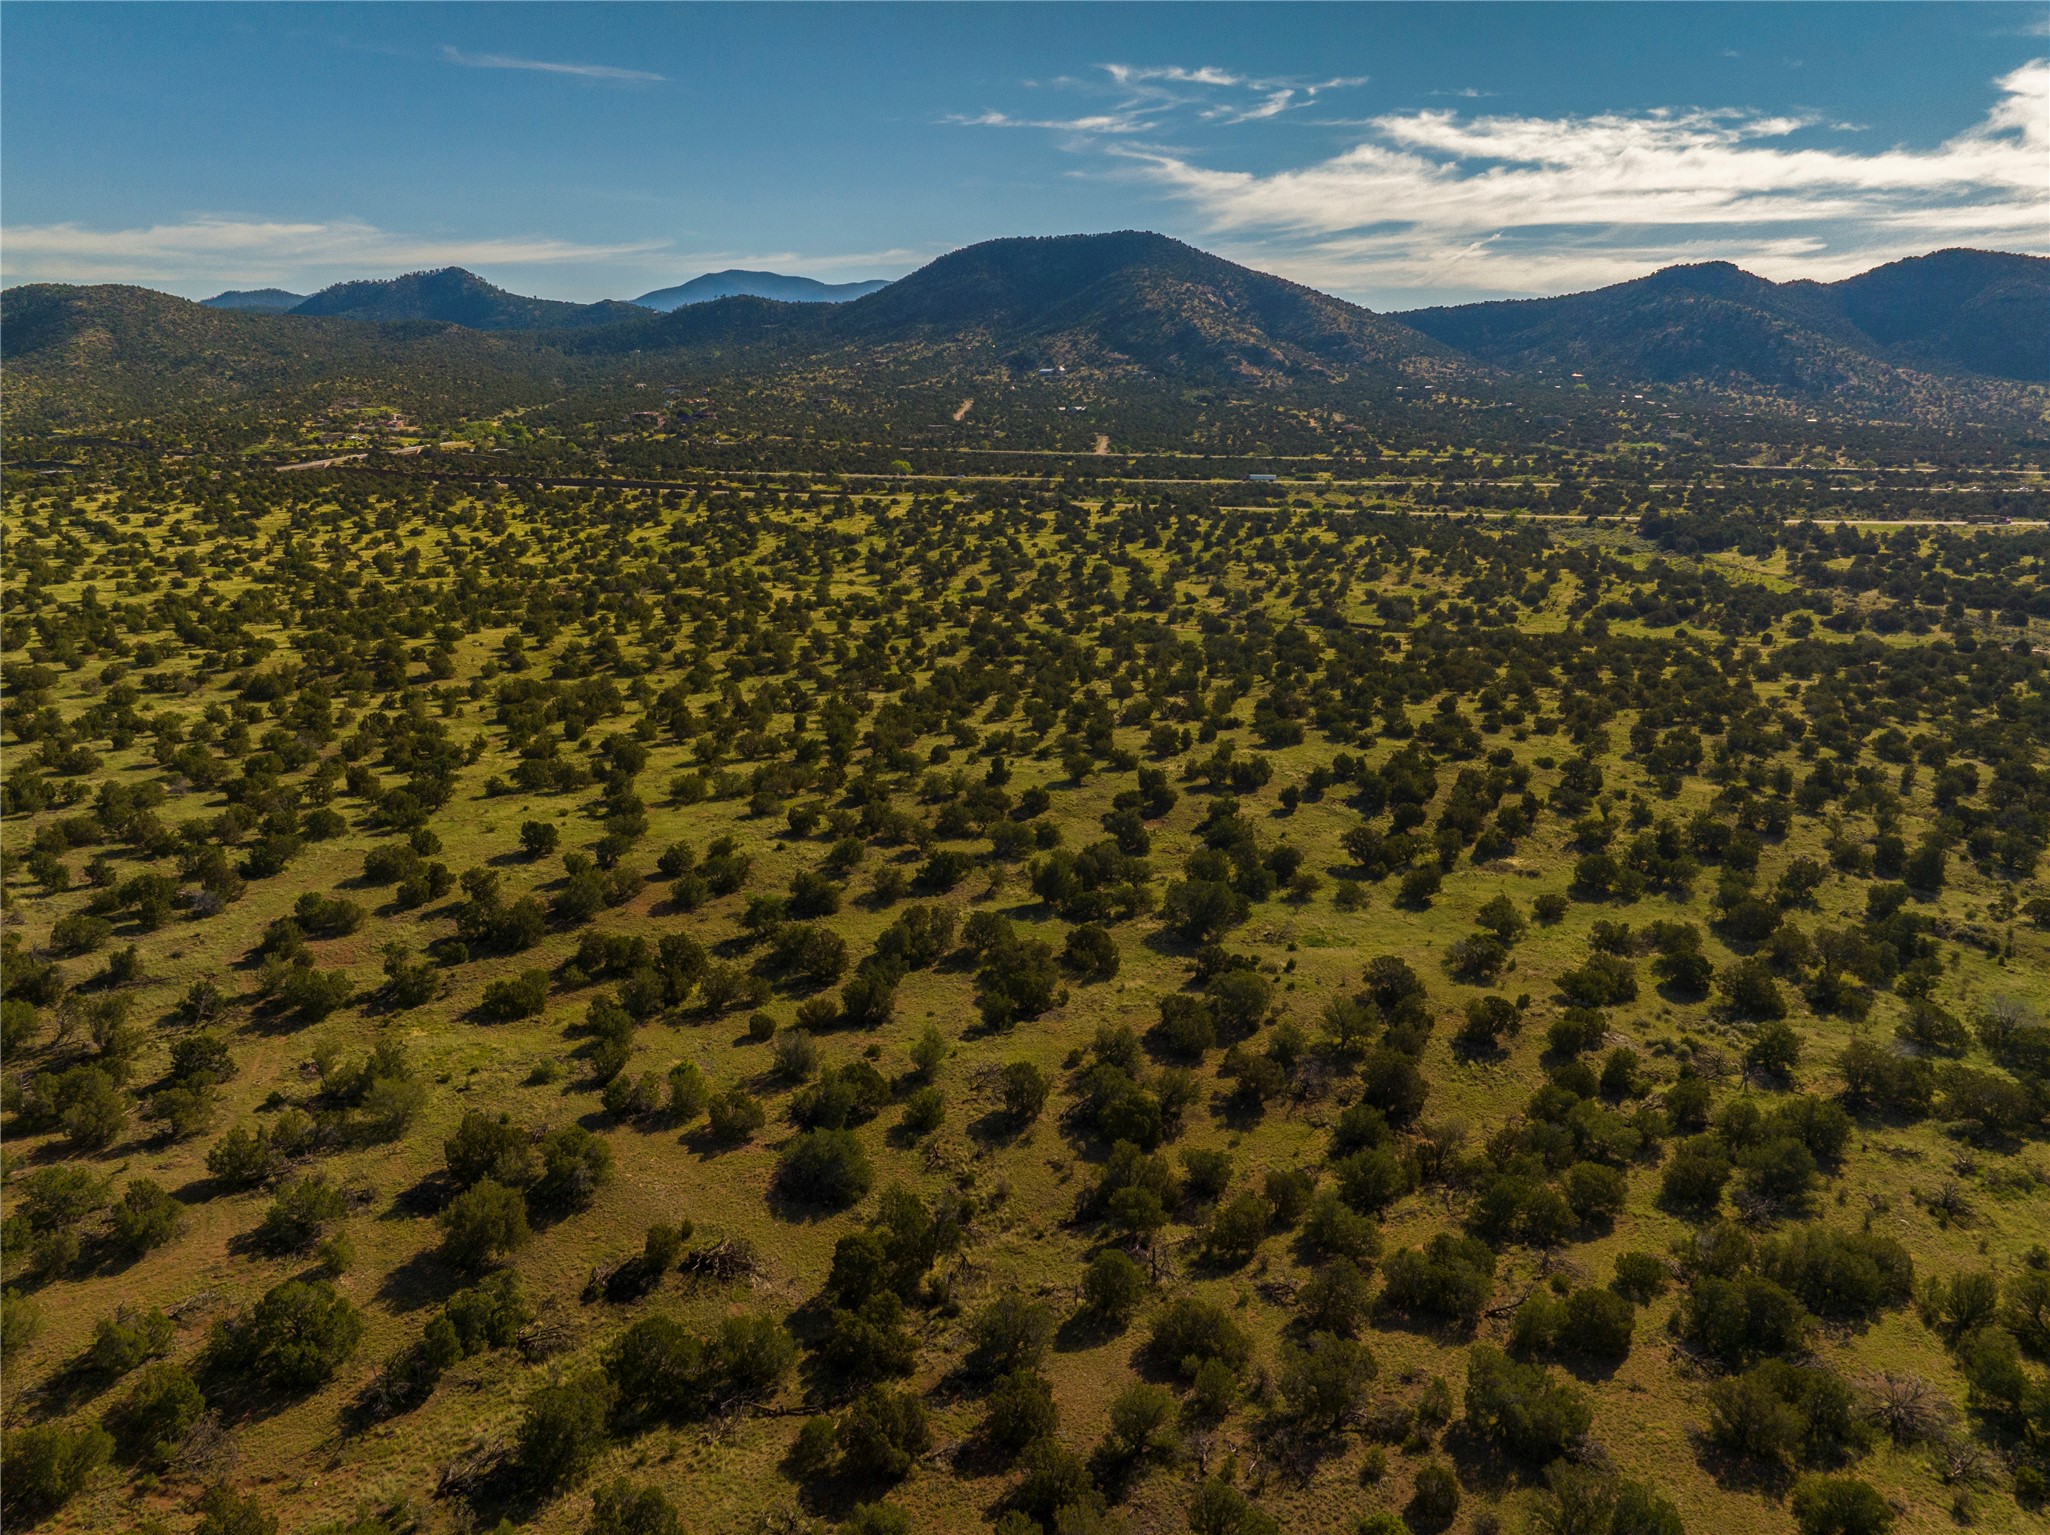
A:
[2,479,2047,1535]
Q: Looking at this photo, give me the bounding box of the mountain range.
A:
[283,267,648,330]
[200,267,893,320]
[12,233,2046,430]
[628,270,892,311]
[200,287,307,313]
[1400,247,2049,390]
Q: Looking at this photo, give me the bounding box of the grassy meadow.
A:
[3,476,2047,1535]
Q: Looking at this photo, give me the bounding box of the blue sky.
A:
[4,3,2044,309]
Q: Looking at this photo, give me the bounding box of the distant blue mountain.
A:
[201,288,307,312]
[629,269,892,311]
[1399,248,2050,385]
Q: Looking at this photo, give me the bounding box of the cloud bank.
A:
[0,216,667,289]
[963,58,2050,300]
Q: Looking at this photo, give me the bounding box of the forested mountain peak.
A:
[288,267,644,331]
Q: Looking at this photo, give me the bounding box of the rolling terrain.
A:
[2,222,2049,1535]
[6,237,2043,444]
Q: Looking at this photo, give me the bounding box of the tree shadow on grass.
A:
[786,1456,907,1527]
[964,1106,1043,1152]
[244,1001,320,1038]
[1690,1428,1795,1497]
[763,1175,867,1228]
[1208,1091,1269,1135]
[884,1118,932,1152]
[386,1170,453,1223]
[790,1354,875,1417]
[375,1245,467,1316]
[679,1125,760,1161]
[1556,1349,1629,1386]
[445,1447,550,1533]
[948,1423,1032,1483]
[1366,1308,1483,1347]
[1433,1420,1523,1499]
[1449,1036,1512,1067]
[22,1352,118,1419]
[1052,1306,1126,1356]
[1249,1416,1351,1488]
[1137,926,1206,962]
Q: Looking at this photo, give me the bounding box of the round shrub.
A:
[588,1480,680,1535]
[216,1278,363,1390]
[1,1420,112,1522]
[444,1110,539,1190]
[104,1361,206,1467]
[1409,1461,1461,1530]
[979,1369,1057,1456]
[193,1484,278,1535]
[535,1124,614,1208]
[835,1384,930,1481]
[1612,1252,1670,1303]
[1149,1295,1252,1380]
[777,1129,874,1209]
[707,1088,766,1142]
[1462,1344,1592,1461]
[1791,1476,1893,1535]
[899,1086,945,1136]
[1081,1249,1147,1325]
[440,1178,531,1269]
[517,1371,617,1491]
[1559,1287,1636,1359]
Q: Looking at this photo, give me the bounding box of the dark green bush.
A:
[978,1368,1057,1456]
[87,1304,174,1376]
[104,1361,206,1467]
[1149,1294,1253,1380]
[516,1371,617,1490]
[1791,1476,1892,1535]
[588,1480,680,1535]
[776,1128,874,1208]
[1462,1344,1592,1460]
[835,1384,930,1481]
[534,1124,614,1207]
[440,1178,531,1269]
[211,1278,363,1390]
[1380,1233,1496,1324]
[0,1420,111,1521]
[1682,1274,1808,1368]
[1080,1249,1147,1325]
[193,1484,278,1535]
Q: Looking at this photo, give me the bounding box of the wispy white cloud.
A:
[1104,64,1245,89]
[0,216,667,288]
[1105,60,2049,297]
[949,61,1367,136]
[944,109,1156,135]
[440,45,664,83]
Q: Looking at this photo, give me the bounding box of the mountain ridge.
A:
[5,236,2044,432]
[629,269,892,311]
[288,267,644,330]
[200,287,307,313]
[1398,248,2050,386]
[580,232,1463,384]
